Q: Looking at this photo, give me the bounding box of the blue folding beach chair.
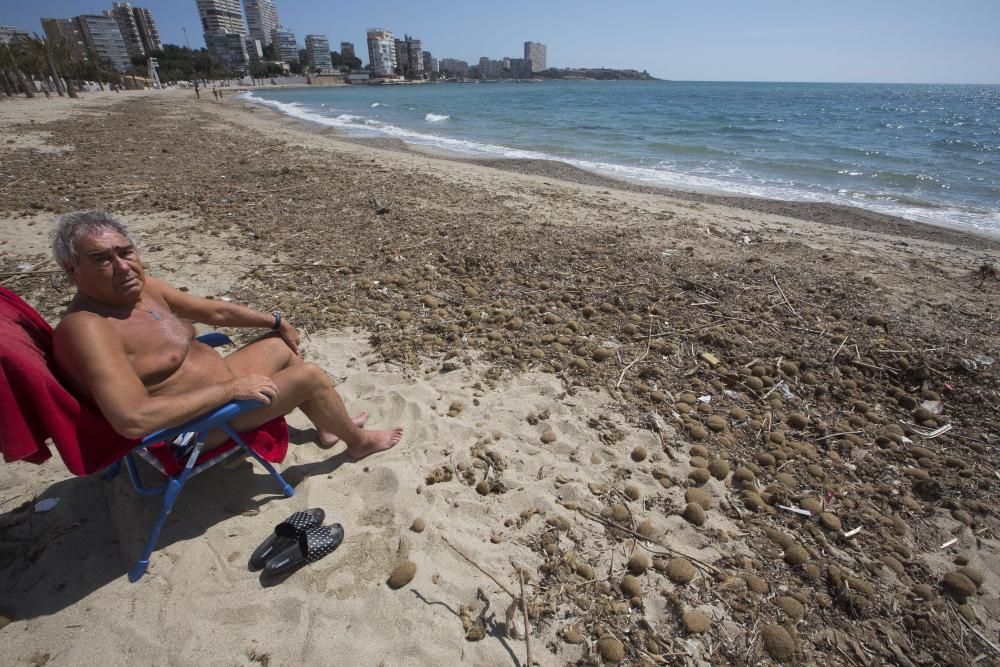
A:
[106,333,295,582]
[1,288,294,582]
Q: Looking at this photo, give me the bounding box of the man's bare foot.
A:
[346,427,403,461]
[318,412,369,448]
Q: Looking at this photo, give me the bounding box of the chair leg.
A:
[105,461,122,481]
[223,426,294,498]
[128,476,185,582]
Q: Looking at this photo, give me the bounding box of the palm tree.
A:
[17,36,60,97]
[2,42,34,98]
[23,34,69,96]
[46,36,78,98]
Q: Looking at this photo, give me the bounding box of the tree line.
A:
[1,35,370,99]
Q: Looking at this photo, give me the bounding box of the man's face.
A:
[68,229,145,305]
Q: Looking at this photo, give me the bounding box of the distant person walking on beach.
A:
[50,210,402,459]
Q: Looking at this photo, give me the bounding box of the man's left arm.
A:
[151,277,300,355]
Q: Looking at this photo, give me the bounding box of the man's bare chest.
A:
[113,309,197,386]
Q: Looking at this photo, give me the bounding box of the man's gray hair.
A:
[51,210,137,271]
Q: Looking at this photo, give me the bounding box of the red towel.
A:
[0,286,287,476]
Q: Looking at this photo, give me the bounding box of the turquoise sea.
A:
[242,81,1000,234]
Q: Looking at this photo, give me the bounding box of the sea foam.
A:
[239,90,1000,234]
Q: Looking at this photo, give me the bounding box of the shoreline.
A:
[1,90,997,665]
[236,95,1000,250]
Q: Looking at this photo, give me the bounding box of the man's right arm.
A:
[54,315,277,439]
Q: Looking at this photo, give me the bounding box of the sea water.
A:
[241,81,1000,234]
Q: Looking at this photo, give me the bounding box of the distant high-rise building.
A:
[524,41,546,73]
[406,36,423,77]
[109,3,145,58]
[242,0,277,46]
[366,28,396,77]
[422,50,438,74]
[196,0,245,34]
[393,34,423,77]
[305,34,333,72]
[196,0,248,71]
[246,37,263,62]
[132,6,161,53]
[271,27,298,64]
[75,14,133,71]
[41,18,90,61]
[205,32,249,72]
[0,25,31,46]
[506,58,530,78]
[340,42,355,60]
[439,58,468,77]
[478,57,502,79]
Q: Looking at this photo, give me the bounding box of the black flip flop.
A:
[262,523,344,582]
[249,508,325,571]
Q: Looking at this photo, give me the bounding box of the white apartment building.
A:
[272,27,298,64]
[305,34,333,72]
[196,0,248,71]
[524,41,546,72]
[76,14,133,71]
[366,28,396,77]
[242,0,278,47]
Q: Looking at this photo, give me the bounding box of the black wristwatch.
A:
[271,311,282,330]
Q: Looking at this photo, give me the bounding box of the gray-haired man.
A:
[51,210,402,457]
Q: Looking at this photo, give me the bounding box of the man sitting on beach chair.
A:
[51,210,402,458]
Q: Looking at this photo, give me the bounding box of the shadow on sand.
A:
[0,426,355,621]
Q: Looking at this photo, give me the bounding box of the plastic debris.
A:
[920,400,943,415]
[778,505,813,517]
[699,352,720,366]
[940,538,958,549]
[34,498,60,513]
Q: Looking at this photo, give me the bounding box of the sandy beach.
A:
[1,88,997,666]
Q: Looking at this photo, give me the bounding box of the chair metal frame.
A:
[106,333,294,582]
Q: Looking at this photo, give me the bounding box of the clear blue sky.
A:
[3,0,998,83]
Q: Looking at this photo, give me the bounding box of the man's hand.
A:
[277,319,300,356]
[227,374,279,405]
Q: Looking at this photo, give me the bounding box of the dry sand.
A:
[1,89,998,665]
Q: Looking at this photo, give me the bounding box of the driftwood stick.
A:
[772,274,800,319]
[616,331,651,390]
[266,229,309,249]
[831,336,849,361]
[815,430,866,441]
[565,503,719,574]
[518,568,532,667]
[442,535,514,597]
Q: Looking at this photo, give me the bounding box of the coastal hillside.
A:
[0,91,997,666]
[534,68,657,80]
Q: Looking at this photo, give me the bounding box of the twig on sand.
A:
[266,229,308,249]
[518,568,532,667]
[955,608,1000,657]
[772,274,801,319]
[565,502,719,574]
[815,430,866,442]
[0,175,28,192]
[442,535,514,597]
[616,326,652,390]
[832,336,848,361]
